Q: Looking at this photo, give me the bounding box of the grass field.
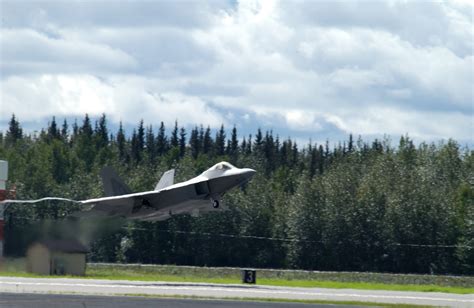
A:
[1,259,473,295]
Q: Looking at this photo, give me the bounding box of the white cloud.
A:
[1,1,231,29]
[285,110,321,131]
[344,106,473,141]
[1,29,137,76]
[1,75,115,120]
[0,0,472,144]
[1,75,225,128]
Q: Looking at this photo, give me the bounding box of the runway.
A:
[0,276,472,307]
[0,293,361,308]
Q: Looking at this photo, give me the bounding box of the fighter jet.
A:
[0,162,255,221]
[77,161,256,221]
[76,161,255,221]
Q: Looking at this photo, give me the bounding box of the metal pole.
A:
[0,194,5,259]
[0,160,8,260]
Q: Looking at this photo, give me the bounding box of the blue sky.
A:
[1,0,472,146]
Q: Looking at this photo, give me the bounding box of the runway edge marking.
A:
[0,281,472,304]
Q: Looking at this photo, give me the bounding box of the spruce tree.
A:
[145,125,156,163]
[77,114,95,170]
[47,116,59,141]
[215,124,226,156]
[5,114,23,146]
[117,122,126,162]
[254,128,263,154]
[131,129,139,163]
[61,119,69,141]
[95,114,109,149]
[229,126,239,160]
[130,121,145,164]
[179,127,186,158]
[171,120,179,148]
[203,126,212,154]
[348,133,354,153]
[189,126,200,159]
[137,120,145,152]
[156,122,168,156]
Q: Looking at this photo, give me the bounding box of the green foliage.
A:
[1,115,473,275]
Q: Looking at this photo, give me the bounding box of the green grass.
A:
[83,268,474,294]
[256,278,474,294]
[2,259,473,295]
[83,265,474,294]
[3,268,470,294]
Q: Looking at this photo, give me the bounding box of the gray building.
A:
[27,239,89,276]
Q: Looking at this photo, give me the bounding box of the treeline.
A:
[1,114,473,275]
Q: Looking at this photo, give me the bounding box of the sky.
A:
[1,0,473,146]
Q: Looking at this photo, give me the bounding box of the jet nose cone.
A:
[243,168,256,179]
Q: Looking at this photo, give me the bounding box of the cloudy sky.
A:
[1,0,473,145]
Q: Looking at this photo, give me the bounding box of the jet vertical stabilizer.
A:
[155,169,175,190]
[100,166,132,197]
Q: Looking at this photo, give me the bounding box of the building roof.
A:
[37,239,89,253]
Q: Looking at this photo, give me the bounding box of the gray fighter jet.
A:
[0,162,256,221]
[79,161,256,221]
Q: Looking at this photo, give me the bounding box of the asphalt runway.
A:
[0,293,358,308]
[0,277,473,307]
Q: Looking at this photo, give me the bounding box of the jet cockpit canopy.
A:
[210,162,235,171]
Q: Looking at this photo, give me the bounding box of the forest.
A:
[0,114,472,275]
